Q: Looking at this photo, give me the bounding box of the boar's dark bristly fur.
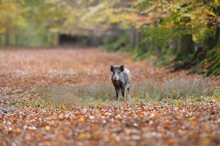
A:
[110,65,131,100]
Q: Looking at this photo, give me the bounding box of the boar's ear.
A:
[119,65,124,72]
[110,65,114,72]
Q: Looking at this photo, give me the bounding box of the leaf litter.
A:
[0,48,219,146]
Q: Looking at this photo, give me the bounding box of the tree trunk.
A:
[155,44,162,57]
[0,34,3,47]
[130,26,138,49]
[177,34,194,60]
[5,29,10,47]
[15,29,19,46]
[205,27,220,49]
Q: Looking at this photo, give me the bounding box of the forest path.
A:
[1,48,208,95]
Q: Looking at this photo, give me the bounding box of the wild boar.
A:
[110,65,131,100]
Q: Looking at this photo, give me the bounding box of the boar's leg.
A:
[115,88,119,100]
[121,88,126,100]
[127,86,130,99]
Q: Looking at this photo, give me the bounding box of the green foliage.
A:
[102,32,129,52]
[206,48,220,76]
[103,0,220,76]
[143,25,177,56]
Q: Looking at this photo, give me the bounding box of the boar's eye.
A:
[110,65,114,72]
[119,65,124,72]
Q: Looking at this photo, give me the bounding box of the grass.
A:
[132,77,214,100]
[35,82,116,107]
[32,77,215,108]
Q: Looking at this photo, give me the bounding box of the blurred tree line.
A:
[0,0,63,47]
[0,0,219,76]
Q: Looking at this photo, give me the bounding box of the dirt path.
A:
[0,48,206,95]
[0,48,219,146]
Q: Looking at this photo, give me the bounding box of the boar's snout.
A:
[112,75,120,81]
